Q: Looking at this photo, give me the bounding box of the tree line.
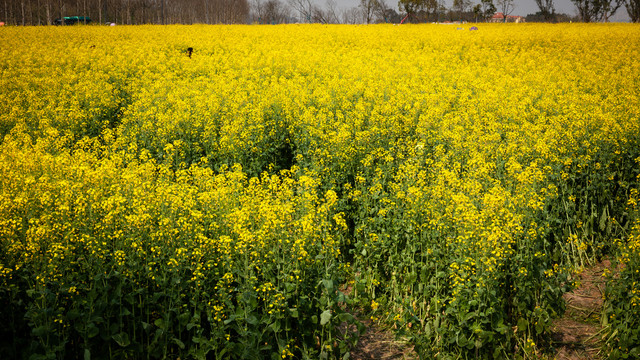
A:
[1,0,638,27]
[1,0,249,25]
[396,0,637,22]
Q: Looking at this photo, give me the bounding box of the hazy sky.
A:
[313,0,631,22]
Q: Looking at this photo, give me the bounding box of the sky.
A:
[314,0,631,22]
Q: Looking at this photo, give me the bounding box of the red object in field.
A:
[400,14,409,24]
[0,22,5,26]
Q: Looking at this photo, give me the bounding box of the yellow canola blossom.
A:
[0,23,639,359]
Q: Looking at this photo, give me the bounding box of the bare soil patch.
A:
[342,281,416,360]
[350,317,416,360]
[550,260,612,360]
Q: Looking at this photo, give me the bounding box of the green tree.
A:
[398,0,425,22]
[473,3,482,21]
[453,0,472,20]
[481,0,497,20]
[424,0,439,21]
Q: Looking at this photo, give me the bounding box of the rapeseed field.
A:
[1,23,639,359]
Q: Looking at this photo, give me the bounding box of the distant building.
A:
[54,17,92,25]
[489,12,526,23]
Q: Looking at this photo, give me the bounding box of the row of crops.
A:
[1,24,639,359]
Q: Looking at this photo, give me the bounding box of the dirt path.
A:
[350,318,416,360]
[350,260,613,359]
[550,260,611,359]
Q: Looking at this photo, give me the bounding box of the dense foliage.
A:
[1,24,639,359]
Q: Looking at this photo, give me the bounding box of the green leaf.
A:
[246,315,258,325]
[464,312,476,322]
[109,322,120,336]
[495,320,509,335]
[87,324,100,338]
[270,320,281,333]
[84,349,91,360]
[32,325,49,338]
[290,308,299,318]
[599,206,608,231]
[284,282,296,293]
[141,321,151,331]
[420,267,429,283]
[154,318,166,329]
[178,312,190,325]
[337,312,354,323]
[322,279,334,291]
[172,338,185,349]
[517,318,528,333]
[67,309,81,320]
[535,321,544,334]
[320,310,332,326]
[112,332,130,347]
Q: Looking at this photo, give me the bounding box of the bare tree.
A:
[251,0,264,22]
[288,0,313,21]
[58,0,64,24]
[20,0,26,25]
[341,6,360,23]
[44,0,52,24]
[572,0,596,21]
[1,0,251,25]
[263,0,290,23]
[373,0,390,21]
[325,0,340,23]
[310,4,328,22]
[571,0,621,22]
[534,0,555,20]
[624,0,640,21]
[359,0,378,23]
[495,0,513,21]
[599,0,622,21]
[290,0,333,23]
